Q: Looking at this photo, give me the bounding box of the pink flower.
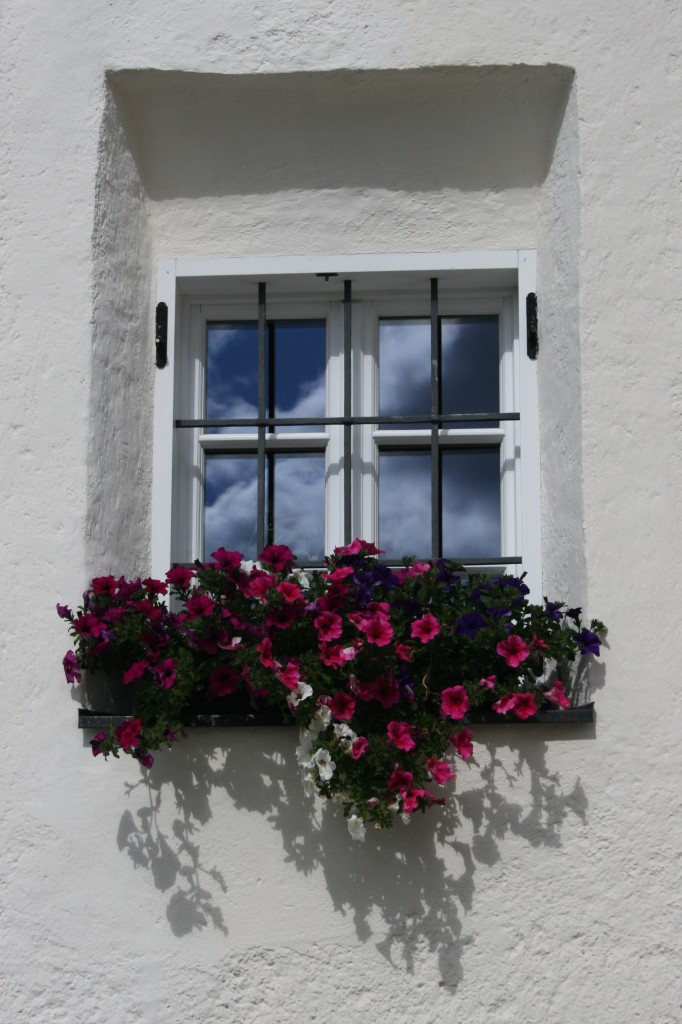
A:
[210,547,243,570]
[400,788,425,813]
[115,718,143,751]
[512,692,538,719]
[441,685,469,720]
[334,538,384,557]
[410,613,441,644]
[545,680,570,709]
[479,674,497,689]
[315,610,343,642]
[257,637,279,670]
[531,632,548,651]
[92,575,118,595]
[185,594,215,618]
[328,691,356,721]
[387,721,416,751]
[496,634,530,667]
[368,676,401,709]
[450,728,474,760]
[278,660,302,692]
[426,758,454,785]
[63,651,81,684]
[359,613,393,647]
[351,737,369,759]
[142,577,168,596]
[388,768,414,790]
[90,731,106,757]
[245,572,276,599]
[154,658,177,690]
[405,561,431,577]
[277,581,303,603]
[492,693,518,715]
[258,544,294,571]
[122,660,148,686]
[166,566,194,588]
[395,643,413,662]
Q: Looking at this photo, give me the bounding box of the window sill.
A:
[78,703,594,730]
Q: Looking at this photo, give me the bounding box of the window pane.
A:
[206,322,258,434]
[273,321,326,432]
[442,448,501,559]
[441,316,499,427]
[273,454,325,560]
[379,318,431,429]
[378,451,431,558]
[204,454,259,560]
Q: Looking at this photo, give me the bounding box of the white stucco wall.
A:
[2,1,681,1021]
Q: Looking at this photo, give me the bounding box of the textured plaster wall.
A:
[2,1,681,1022]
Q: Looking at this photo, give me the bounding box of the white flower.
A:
[332,723,357,748]
[347,815,366,841]
[309,705,332,737]
[296,731,314,766]
[288,682,313,710]
[312,748,336,781]
[290,567,311,590]
[240,559,255,573]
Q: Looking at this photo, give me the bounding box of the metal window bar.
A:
[187,277,521,565]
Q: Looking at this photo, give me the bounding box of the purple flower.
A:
[133,750,154,769]
[544,599,563,622]
[573,628,601,656]
[56,603,73,620]
[567,607,582,623]
[455,612,486,639]
[90,731,106,757]
[63,651,81,684]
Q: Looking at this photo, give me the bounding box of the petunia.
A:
[312,748,336,781]
[210,547,243,570]
[387,720,416,751]
[90,730,106,757]
[410,613,441,644]
[388,768,414,790]
[122,660,148,686]
[185,593,215,618]
[450,727,474,760]
[358,613,393,647]
[257,637,280,670]
[492,693,518,715]
[573,628,601,656]
[315,610,343,642]
[512,692,538,719]
[258,544,295,571]
[351,737,369,760]
[63,650,81,684]
[479,674,497,689]
[545,680,570,709]
[455,612,487,639]
[207,664,240,698]
[277,581,304,603]
[395,643,413,662]
[278,660,303,692]
[441,685,469,720]
[426,758,454,785]
[56,603,73,620]
[335,538,384,557]
[288,682,313,710]
[133,750,154,769]
[327,691,356,721]
[91,576,118,596]
[166,566,194,589]
[115,718,143,751]
[142,577,168,596]
[496,634,530,667]
[153,658,177,690]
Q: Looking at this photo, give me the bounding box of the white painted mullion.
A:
[358,301,378,546]
[325,301,344,552]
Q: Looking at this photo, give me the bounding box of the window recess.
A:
[154,252,541,596]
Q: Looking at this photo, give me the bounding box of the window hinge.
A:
[526,292,538,360]
[155,302,168,368]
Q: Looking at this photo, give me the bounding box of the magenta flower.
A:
[479,674,497,689]
[92,575,118,596]
[426,758,454,785]
[207,664,240,698]
[73,613,107,640]
[166,566,194,589]
[142,577,168,596]
[387,721,416,751]
[278,660,302,692]
[134,750,154,769]
[56,603,73,620]
[351,737,369,760]
[410,613,441,644]
[115,718,143,751]
[277,581,303,603]
[122,660,148,686]
[370,676,401,709]
[492,693,518,715]
[245,572,276,599]
[441,685,469,720]
[63,651,81,684]
[315,610,343,642]
[388,768,414,790]
[210,547,243,570]
[395,643,413,662]
[257,637,279,670]
[400,788,425,813]
[545,680,570,708]
[512,692,538,719]
[185,593,215,618]
[258,544,294,571]
[359,613,393,647]
[496,634,530,667]
[154,659,177,690]
[328,691,356,721]
[450,728,474,760]
[334,538,384,557]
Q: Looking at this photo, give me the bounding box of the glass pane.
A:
[442,448,501,559]
[378,451,431,559]
[379,318,431,429]
[206,322,258,435]
[441,316,499,427]
[204,455,259,560]
[273,321,326,432]
[273,454,325,561]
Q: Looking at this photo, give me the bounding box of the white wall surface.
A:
[1,1,681,1021]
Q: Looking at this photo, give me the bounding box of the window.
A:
[153,252,540,595]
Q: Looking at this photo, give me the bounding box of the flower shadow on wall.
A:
[113,726,589,984]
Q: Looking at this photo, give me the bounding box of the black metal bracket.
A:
[155,302,168,368]
[526,292,538,360]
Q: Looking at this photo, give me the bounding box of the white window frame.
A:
[153,251,540,596]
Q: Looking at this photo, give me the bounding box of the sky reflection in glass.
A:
[206,320,325,433]
[204,454,259,559]
[273,454,325,559]
[379,448,501,559]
